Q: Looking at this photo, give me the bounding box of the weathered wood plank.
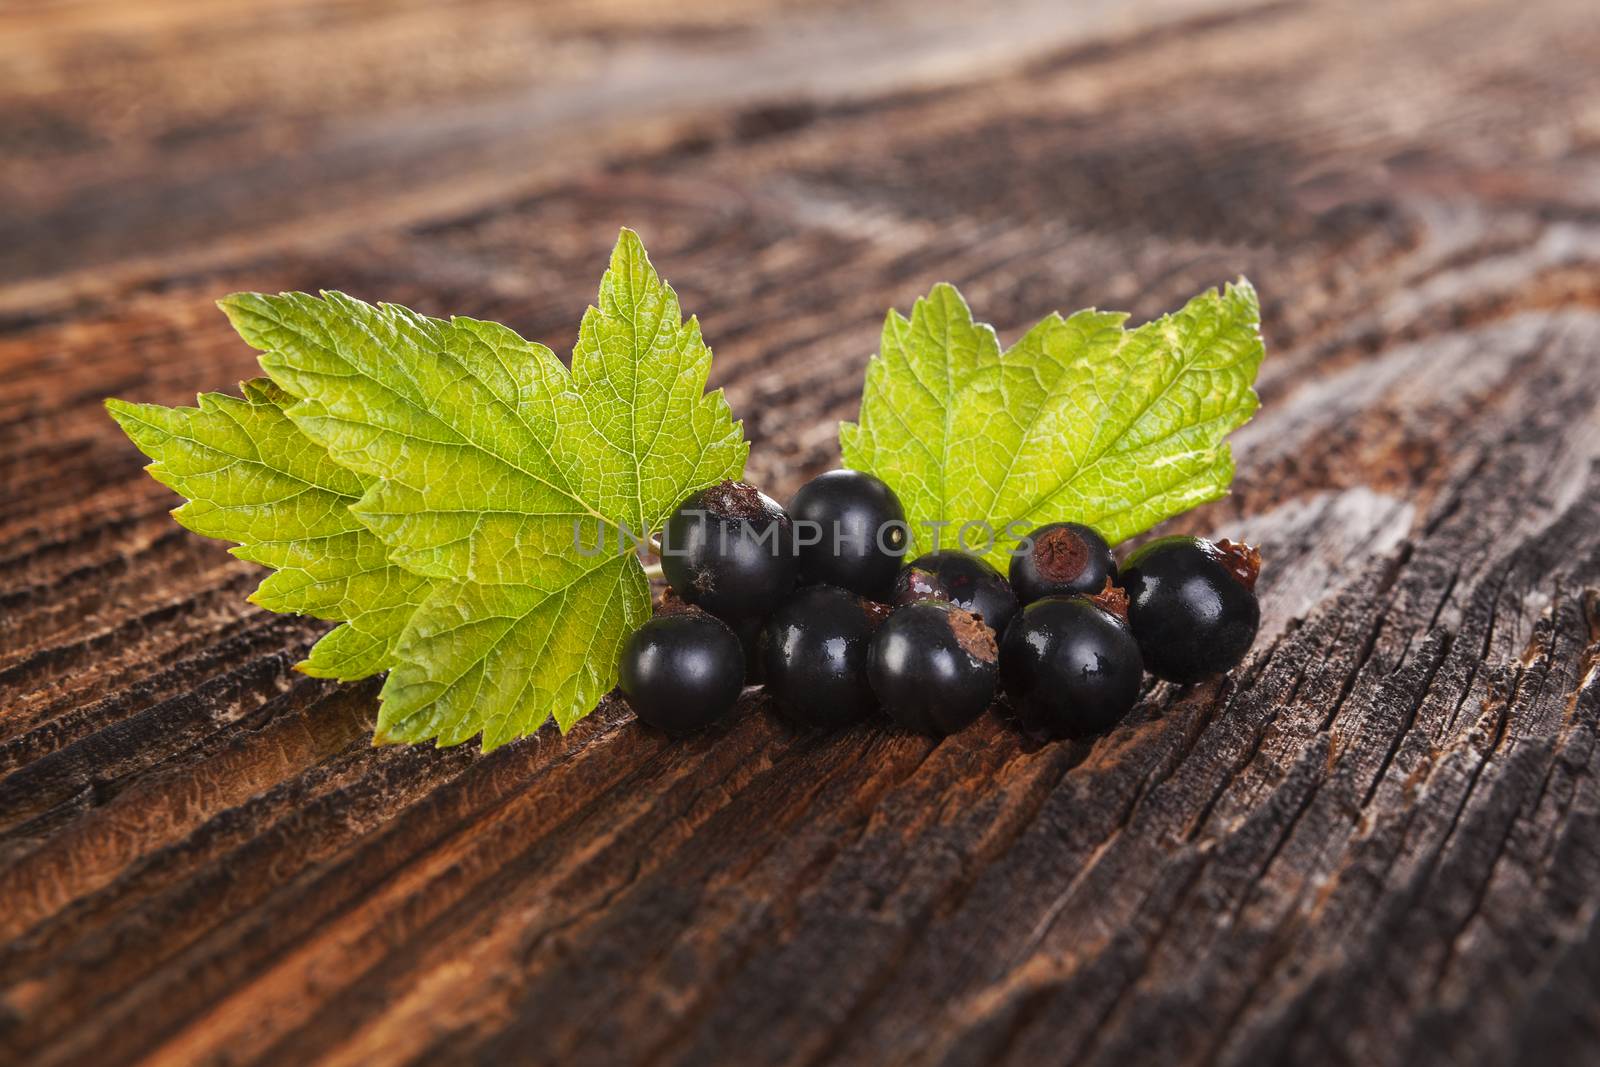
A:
[2,0,1600,1064]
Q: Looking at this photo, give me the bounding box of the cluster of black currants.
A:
[618,472,1263,739]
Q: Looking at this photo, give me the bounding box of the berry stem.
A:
[642,560,665,581]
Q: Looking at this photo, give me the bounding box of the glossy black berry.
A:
[789,469,909,599]
[1009,522,1116,604]
[892,550,1019,636]
[999,593,1143,737]
[1120,536,1261,683]
[619,611,745,734]
[661,480,797,620]
[868,601,997,736]
[759,584,882,728]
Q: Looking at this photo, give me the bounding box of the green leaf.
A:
[841,280,1263,564]
[380,557,647,749]
[106,379,435,680]
[220,228,746,746]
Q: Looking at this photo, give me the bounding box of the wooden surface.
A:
[4,0,1600,1063]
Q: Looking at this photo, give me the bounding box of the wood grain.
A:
[3,0,1600,1063]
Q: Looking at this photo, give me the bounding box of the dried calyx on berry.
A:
[1088,578,1129,621]
[1009,522,1117,604]
[1214,538,1263,592]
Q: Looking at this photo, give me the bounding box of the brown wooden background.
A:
[5,0,1600,1064]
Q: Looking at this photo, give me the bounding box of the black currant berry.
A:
[759,584,883,728]
[868,601,997,736]
[1009,522,1116,604]
[788,469,909,599]
[892,550,1019,636]
[661,480,797,620]
[619,611,745,734]
[662,586,765,685]
[1120,536,1261,684]
[999,590,1143,738]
